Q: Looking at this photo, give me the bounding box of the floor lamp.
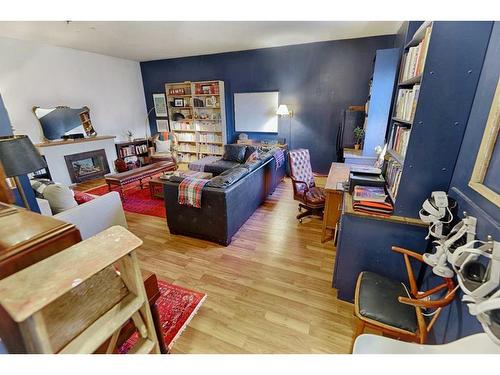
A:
[0,135,47,209]
[277,104,293,148]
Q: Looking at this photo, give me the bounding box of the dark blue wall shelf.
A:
[333,21,496,344]
[387,21,493,218]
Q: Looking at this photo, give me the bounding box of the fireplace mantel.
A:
[35,136,117,186]
[35,135,116,148]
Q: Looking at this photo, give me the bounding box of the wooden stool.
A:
[0,226,160,354]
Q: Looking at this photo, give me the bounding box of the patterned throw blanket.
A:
[273,149,285,170]
[178,176,210,208]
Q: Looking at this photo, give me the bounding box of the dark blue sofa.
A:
[163,152,286,245]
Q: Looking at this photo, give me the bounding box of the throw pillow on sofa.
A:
[244,145,258,162]
[206,167,249,188]
[30,178,78,214]
[222,144,246,163]
[74,191,96,205]
[155,139,171,153]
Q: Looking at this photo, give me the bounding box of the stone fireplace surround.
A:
[35,136,116,186]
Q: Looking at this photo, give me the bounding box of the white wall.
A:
[0,37,148,144]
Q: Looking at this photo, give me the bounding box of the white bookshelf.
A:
[165,80,227,163]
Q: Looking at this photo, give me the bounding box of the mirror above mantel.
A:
[33,105,97,141]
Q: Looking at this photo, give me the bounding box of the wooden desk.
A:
[321,163,350,243]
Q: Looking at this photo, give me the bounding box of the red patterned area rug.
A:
[119,280,207,353]
[86,182,166,218]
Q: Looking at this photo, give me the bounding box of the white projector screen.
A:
[234,91,279,133]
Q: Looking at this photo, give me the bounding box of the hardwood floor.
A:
[76,177,355,353]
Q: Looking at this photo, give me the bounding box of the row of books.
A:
[118,144,147,158]
[177,153,198,163]
[389,125,411,158]
[198,133,223,143]
[177,133,196,142]
[170,121,223,133]
[394,85,420,122]
[200,144,223,154]
[399,25,432,82]
[385,158,403,199]
[171,121,195,131]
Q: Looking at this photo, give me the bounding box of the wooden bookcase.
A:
[115,139,149,169]
[384,21,493,217]
[165,80,227,163]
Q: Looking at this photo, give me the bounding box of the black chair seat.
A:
[357,271,418,333]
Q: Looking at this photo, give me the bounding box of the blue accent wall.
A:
[140,35,395,173]
[0,94,40,212]
[430,22,500,343]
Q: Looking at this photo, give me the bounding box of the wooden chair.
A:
[149,132,179,165]
[288,149,326,222]
[351,246,457,352]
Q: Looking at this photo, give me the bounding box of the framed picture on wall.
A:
[153,94,168,117]
[156,119,170,132]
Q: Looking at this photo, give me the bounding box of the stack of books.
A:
[352,186,394,216]
[399,26,432,82]
[389,125,411,158]
[385,159,403,199]
[394,85,420,122]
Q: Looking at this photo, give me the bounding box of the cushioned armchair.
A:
[288,149,326,223]
[149,132,179,165]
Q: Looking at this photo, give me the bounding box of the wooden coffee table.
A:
[149,171,213,200]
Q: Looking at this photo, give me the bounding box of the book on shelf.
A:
[353,186,387,203]
[389,125,411,158]
[394,84,420,122]
[385,158,403,199]
[352,200,394,217]
[399,25,432,82]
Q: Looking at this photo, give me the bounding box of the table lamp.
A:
[0,135,47,209]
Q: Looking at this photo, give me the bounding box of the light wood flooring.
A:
[76,177,355,353]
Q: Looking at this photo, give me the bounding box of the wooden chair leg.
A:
[350,318,365,353]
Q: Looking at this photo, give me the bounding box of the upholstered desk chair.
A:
[288,149,326,223]
[149,132,179,165]
[351,246,457,352]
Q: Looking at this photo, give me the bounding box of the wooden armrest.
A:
[392,246,424,262]
[290,177,310,191]
[398,292,456,309]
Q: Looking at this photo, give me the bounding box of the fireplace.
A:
[64,149,110,183]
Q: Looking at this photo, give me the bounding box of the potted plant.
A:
[353,127,365,150]
[126,130,134,142]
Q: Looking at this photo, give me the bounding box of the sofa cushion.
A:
[223,144,246,163]
[244,158,263,172]
[30,178,78,214]
[206,167,249,188]
[244,145,258,161]
[204,159,240,176]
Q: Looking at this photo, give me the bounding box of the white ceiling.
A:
[0,21,402,62]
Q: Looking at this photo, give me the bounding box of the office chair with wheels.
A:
[288,149,326,223]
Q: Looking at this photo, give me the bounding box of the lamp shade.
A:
[0,135,47,177]
[276,104,290,116]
